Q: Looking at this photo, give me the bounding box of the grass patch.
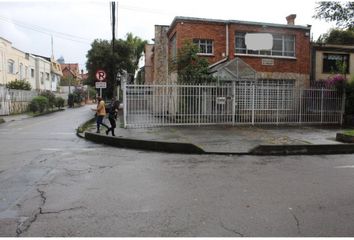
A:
[0,118,4,124]
[77,117,96,134]
[343,129,354,136]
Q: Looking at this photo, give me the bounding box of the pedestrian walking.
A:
[106,98,119,136]
[91,97,109,133]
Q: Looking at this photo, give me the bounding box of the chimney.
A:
[286,14,296,25]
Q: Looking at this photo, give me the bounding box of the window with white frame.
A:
[46,73,50,81]
[193,39,213,55]
[40,72,44,84]
[31,68,35,78]
[8,59,15,74]
[235,32,295,57]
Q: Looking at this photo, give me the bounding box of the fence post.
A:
[276,85,280,125]
[299,89,303,124]
[252,83,255,126]
[232,81,236,126]
[340,91,346,125]
[198,84,201,126]
[123,82,127,128]
[321,87,324,124]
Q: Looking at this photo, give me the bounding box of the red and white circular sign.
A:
[95,69,106,81]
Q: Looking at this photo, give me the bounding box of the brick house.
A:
[60,63,83,85]
[148,15,312,88]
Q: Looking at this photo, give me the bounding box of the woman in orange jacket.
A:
[91,97,110,133]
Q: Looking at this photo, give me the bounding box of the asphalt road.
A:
[1,105,354,237]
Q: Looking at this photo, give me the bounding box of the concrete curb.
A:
[85,132,206,154]
[250,144,354,155]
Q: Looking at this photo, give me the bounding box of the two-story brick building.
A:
[147,15,312,88]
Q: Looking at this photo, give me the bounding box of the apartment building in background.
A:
[0,36,62,91]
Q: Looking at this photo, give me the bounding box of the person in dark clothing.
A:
[106,98,119,136]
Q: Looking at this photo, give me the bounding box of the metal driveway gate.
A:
[123,82,344,128]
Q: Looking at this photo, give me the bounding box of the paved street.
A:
[1,105,354,237]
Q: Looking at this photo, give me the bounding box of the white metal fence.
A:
[123,83,345,128]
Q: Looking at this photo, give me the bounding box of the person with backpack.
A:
[105,98,119,136]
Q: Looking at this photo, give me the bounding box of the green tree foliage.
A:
[171,40,214,84]
[59,76,78,86]
[125,33,148,74]
[317,28,354,45]
[6,79,31,90]
[55,97,65,109]
[29,96,48,113]
[313,1,354,30]
[39,91,56,109]
[85,33,146,98]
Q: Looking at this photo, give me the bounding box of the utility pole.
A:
[111,1,117,99]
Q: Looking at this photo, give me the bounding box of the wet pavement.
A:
[2,105,354,237]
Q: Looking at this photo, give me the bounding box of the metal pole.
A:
[123,81,127,128]
[321,87,324,124]
[340,91,346,125]
[232,81,236,126]
[252,84,255,126]
[198,84,201,125]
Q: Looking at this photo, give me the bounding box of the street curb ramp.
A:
[85,132,206,154]
[250,144,354,155]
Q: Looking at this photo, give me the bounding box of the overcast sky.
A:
[0,0,336,72]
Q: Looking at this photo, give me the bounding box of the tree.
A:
[6,79,31,90]
[85,33,147,98]
[59,76,77,86]
[313,1,354,30]
[170,40,214,84]
[125,33,148,75]
[317,28,354,45]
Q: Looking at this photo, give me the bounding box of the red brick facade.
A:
[166,17,311,86]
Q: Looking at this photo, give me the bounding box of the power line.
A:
[0,15,92,45]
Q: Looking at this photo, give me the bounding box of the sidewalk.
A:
[85,117,354,155]
[0,113,31,122]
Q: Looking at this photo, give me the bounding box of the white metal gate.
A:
[123,83,344,128]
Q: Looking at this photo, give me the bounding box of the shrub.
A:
[29,96,49,113]
[39,91,56,109]
[55,96,65,109]
[6,79,31,90]
[73,88,86,104]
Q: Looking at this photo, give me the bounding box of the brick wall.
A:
[167,19,311,85]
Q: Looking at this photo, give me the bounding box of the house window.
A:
[41,72,44,84]
[31,68,34,78]
[235,32,295,57]
[8,59,15,74]
[323,53,349,73]
[193,39,213,55]
[46,73,50,81]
